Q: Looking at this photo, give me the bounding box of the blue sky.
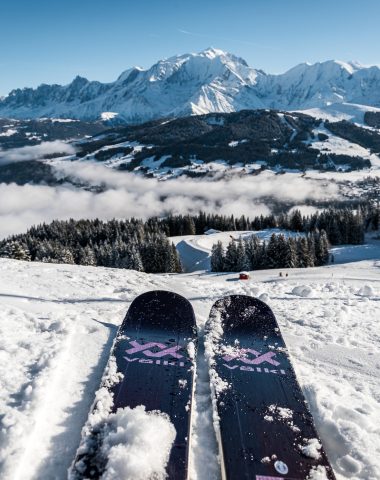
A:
[1,0,379,96]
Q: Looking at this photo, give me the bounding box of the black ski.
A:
[205,295,335,480]
[71,290,197,480]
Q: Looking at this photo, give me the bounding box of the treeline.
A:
[0,204,377,272]
[211,231,330,272]
[159,207,369,245]
[0,218,182,274]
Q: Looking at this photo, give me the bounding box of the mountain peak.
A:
[200,47,227,58]
[1,51,380,122]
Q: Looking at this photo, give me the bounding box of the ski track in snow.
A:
[1,245,380,479]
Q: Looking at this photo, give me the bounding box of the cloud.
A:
[54,161,339,204]
[0,141,75,166]
[0,162,339,239]
[288,205,321,216]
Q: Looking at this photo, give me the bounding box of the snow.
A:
[300,438,323,460]
[292,285,315,297]
[298,103,380,124]
[308,466,329,480]
[99,406,176,480]
[2,49,380,122]
[0,128,17,137]
[1,236,380,479]
[308,124,377,162]
[228,139,248,147]
[357,284,375,297]
[50,118,79,123]
[100,112,119,121]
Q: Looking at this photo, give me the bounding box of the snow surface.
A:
[308,124,378,164]
[0,128,17,137]
[298,103,380,125]
[1,237,380,479]
[99,406,176,480]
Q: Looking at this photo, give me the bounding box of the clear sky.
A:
[1,0,379,96]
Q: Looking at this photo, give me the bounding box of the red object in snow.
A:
[239,272,250,280]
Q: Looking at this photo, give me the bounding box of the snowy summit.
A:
[1,48,380,123]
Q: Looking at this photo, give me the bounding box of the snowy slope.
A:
[171,229,304,272]
[1,241,380,479]
[297,103,380,124]
[1,49,380,122]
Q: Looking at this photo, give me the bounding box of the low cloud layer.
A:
[0,162,339,239]
[0,141,75,166]
[55,161,339,204]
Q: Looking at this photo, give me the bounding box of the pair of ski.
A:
[70,291,335,480]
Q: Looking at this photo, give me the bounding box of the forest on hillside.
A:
[0,205,378,273]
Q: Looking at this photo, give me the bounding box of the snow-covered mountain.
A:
[1,48,380,123]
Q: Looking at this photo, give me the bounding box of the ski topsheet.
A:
[205,295,335,480]
[70,290,197,480]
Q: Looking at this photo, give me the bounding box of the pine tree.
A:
[290,210,303,232]
[327,217,342,245]
[244,235,261,270]
[211,241,225,272]
[184,216,196,235]
[57,247,75,264]
[224,240,239,272]
[256,241,268,269]
[307,235,316,267]
[235,239,248,272]
[0,241,31,261]
[171,244,183,273]
[275,234,289,268]
[79,246,97,266]
[266,234,279,268]
[297,237,310,268]
[284,237,298,268]
[315,230,330,266]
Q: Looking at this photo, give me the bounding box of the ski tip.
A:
[208,295,277,333]
[211,294,274,313]
[121,290,197,334]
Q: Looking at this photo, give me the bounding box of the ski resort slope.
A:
[1,246,380,479]
[171,229,305,272]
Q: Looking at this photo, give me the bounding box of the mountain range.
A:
[1,48,380,123]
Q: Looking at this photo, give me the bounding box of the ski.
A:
[205,295,335,480]
[70,290,197,480]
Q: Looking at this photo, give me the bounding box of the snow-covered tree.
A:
[211,241,225,272]
[79,246,97,266]
[235,239,248,272]
[244,235,260,270]
[284,237,298,268]
[57,247,75,264]
[0,241,31,261]
[224,240,240,272]
[315,230,330,266]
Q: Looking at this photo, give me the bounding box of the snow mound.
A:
[292,285,314,297]
[300,438,322,459]
[357,284,375,297]
[259,292,270,303]
[100,406,176,480]
[307,465,329,480]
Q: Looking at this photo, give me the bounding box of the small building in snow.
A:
[239,271,250,280]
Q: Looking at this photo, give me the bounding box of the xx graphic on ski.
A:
[71,290,197,480]
[205,295,335,480]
